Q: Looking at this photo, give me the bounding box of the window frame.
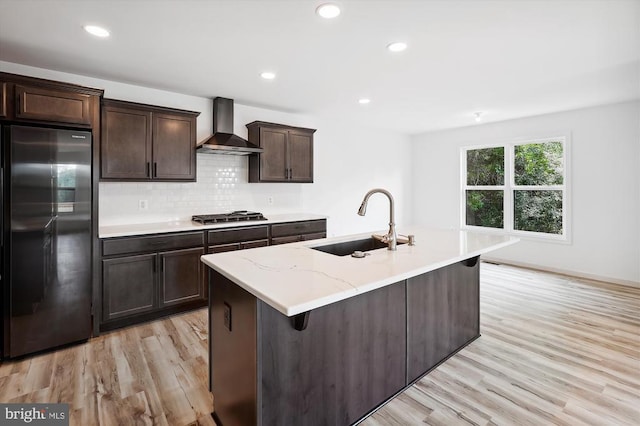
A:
[460,135,571,243]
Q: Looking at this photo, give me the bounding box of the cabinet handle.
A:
[289,168,293,180]
[146,162,150,177]
[153,162,157,177]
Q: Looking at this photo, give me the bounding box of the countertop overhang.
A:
[201,227,518,316]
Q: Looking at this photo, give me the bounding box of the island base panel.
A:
[407,256,480,382]
[209,270,406,426]
[257,281,406,425]
[208,256,481,426]
[210,270,257,426]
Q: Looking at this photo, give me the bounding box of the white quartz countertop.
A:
[99,213,327,238]
[201,227,518,317]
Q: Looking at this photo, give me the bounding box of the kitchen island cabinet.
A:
[202,228,517,425]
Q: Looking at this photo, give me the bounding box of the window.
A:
[462,137,569,240]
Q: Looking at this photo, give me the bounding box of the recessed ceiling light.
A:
[387,42,407,52]
[84,25,110,38]
[358,98,371,105]
[260,72,276,80]
[316,3,341,19]
[474,112,484,122]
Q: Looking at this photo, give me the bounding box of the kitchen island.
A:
[201,227,517,426]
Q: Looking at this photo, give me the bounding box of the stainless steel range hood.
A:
[197,97,263,155]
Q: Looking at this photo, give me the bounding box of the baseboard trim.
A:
[481,256,640,289]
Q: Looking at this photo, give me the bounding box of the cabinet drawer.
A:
[271,220,326,238]
[15,85,91,125]
[102,232,204,256]
[208,226,269,245]
[209,243,240,254]
[301,232,326,242]
[210,238,269,253]
[271,235,302,245]
[242,239,269,249]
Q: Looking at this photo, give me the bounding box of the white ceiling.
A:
[1,0,638,134]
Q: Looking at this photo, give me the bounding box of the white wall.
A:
[1,61,413,238]
[412,101,640,285]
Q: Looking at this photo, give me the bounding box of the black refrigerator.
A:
[1,125,92,358]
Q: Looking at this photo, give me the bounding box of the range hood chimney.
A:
[197,97,263,155]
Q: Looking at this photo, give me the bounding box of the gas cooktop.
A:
[192,211,267,224]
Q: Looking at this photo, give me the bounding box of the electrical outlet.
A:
[139,200,148,210]
[267,196,274,205]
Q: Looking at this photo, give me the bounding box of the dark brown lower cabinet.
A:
[208,256,481,426]
[160,247,206,307]
[99,220,326,333]
[100,231,207,331]
[102,254,157,321]
[102,247,207,325]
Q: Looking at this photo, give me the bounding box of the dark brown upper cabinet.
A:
[0,72,102,128]
[15,84,92,125]
[0,82,6,118]
[101,99,199,181]
[246,121,316,183]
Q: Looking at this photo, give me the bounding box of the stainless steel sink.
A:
[310,237,406,257]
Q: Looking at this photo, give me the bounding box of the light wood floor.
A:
[365,263,640,426]
[1,263,638,425]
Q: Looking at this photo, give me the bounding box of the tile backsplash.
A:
[99,154,303,226]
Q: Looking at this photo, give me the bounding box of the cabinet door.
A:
[259,127,288,181]
[152,112,196,181]
[159,247,206,307]
[101,105,152,179]
[103,254,157,321]
[15,84,91,125]
[0,82,6,118]
[288,130,313,182]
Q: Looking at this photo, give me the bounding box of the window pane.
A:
[514,190,563,234]
[514,141,563,186]
[466,190,504,228]
[466,147,504,185]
